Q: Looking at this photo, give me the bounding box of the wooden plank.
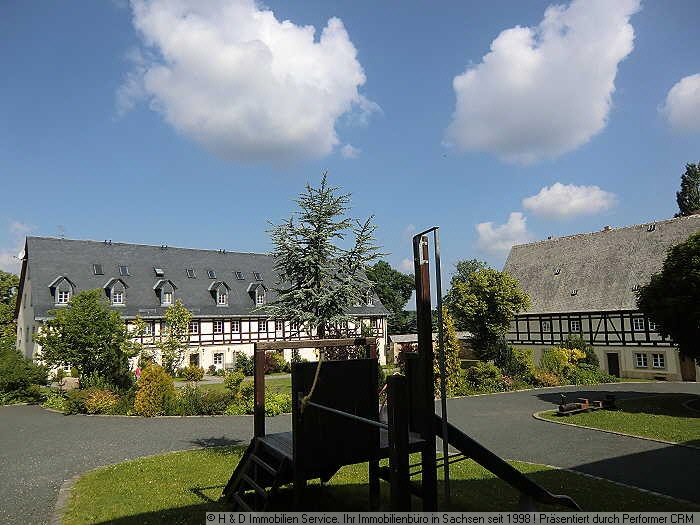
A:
[257,337,377,351]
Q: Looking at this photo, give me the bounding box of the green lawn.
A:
[62,445,698,525]
[540,394,700,445]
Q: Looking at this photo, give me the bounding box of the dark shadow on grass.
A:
[537,390,699,416]
[189,437,242,449]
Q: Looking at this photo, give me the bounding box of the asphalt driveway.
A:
[1,381,698,524]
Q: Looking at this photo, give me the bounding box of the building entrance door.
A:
[606,353,620,378]
[679,353,697,382]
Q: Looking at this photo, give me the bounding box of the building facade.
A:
[503,215,700,381]
[14,237,389,369]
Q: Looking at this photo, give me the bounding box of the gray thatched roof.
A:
[503,215,700,315]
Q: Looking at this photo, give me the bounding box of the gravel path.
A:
[0,382,697,524]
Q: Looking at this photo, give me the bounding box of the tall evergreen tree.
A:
[266,173,383,338]
[365,261,414,333]
[675,162,700,217]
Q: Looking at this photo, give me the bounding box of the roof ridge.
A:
[26,236,271,257]
[511,214,700,249]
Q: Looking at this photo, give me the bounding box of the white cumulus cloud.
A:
[0,221,33,272]
[476,212,532,255]
[120,0,376,163]
[398,258,414,273]
[522,183,617,219]
[340,144,360,159]
[445,0,640,164]
[661,73,700,134]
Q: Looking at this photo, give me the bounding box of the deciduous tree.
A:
[33,289,132,387]
[365,260,414,333]
[156,299,193,375]
[636,231,700,361]
[0,271,19,343]
[445,268,530,360]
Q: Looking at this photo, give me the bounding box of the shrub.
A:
[70,367,79,378]
[200,389,235,415]
[224,370,245,395]
[264,352,286,374]
[113,387,136,415]
[84,389,119,414]
[539,347,585,379]
[133,365,177,417]
[207,365,217,375]
[463,362,505,392]
[234,352,254,376]
[176,384,204,415]
[531,368,560,387]
[567,363,618,385]
[562,335,599,367]
[181,365,205,382]
[42,389,67,412]
[265,391,292,416]
[0,347,48,402]
[80,372,119,392]
[65,388,92,414]
[494,345,533,381]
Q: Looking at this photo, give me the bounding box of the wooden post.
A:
[254,344,265,438]
[412,234,437,511]
[388,374,411,511]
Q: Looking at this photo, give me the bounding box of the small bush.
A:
[70,367,79,378]
[531,368,560,387]
[176,384,204,415]
[264,352,286,374]
[567,363,618,385]
[113,388,136,415]
[265,391,292,416]
[224,370,245,395]
[234,352,254,376]
[181,365,205,382]
[539,347,584,379]
[133,365,177,417]
[84,389,119,414]
[65,388,92,414]
[562,335,599,367]
[494,345,533,381]
[0,347,48,401]
[207,365,217,375]
[463,362,505,392]
[201,389,235,415]
[80,372,119,392]
[42,389,67,412]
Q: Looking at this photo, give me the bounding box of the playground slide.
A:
[433,415,581,510]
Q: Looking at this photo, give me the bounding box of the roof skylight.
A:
[235,271,244,280]
[154,267,165,277]
[186,268,196,278]
[119,265,129,276]
[93,264,103,275]
[207,269,216,279]
[253,271,263,281]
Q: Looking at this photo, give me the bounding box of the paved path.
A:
[1,382,698,524]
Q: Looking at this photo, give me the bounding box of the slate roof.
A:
[22,237,388,320]
[502,215,700,315]
[389,332,472,344]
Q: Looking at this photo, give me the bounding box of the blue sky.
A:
[1,0,699,280]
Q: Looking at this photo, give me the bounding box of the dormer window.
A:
[253,271,263,281]
[208,281,230,306]
[235,271,244,280]
[48,276,75,306]
[571,289,578,296]
[207,270,216,279]
[186,268,196,279]
[366,292,375,307]
[647,224,656,232]
[153,279,177,307]
[247,282,267,306]
[554,268,561,275]
[256,289,266,305]
[154,267,165,277]
[104,278,128,307]
[93,264,104,275]
[119,265,129,276]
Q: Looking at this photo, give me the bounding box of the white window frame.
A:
[213,320,224,334]
[56,290,71,304]
[62,364,72,374]
[652,353,665,369]
[119,265,129,276]
[186,268,196,279]
[648,320,658,332]
[256,290,265,306]
[188,321,199,334]
[370,318,379,329]
[112,290,124,305]
[213,352,224,365]
[569,319,581,332]
[217,290,228,306]
[632,317,645,332]
[275,320,284,331]
[231,320,240,333]
[258,319,267,332]
[143,322,154,336]
[366,293,375,307]
[635,353,648,368]
[162,291,173,306]
[291,321,300,330]
[541,320,551,332]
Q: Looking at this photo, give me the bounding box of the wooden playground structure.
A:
[223,230,581,511]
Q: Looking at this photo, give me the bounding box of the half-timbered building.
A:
[14,237,389,370]
[503,215,700,381]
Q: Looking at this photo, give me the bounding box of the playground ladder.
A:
[224,438,291,511]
